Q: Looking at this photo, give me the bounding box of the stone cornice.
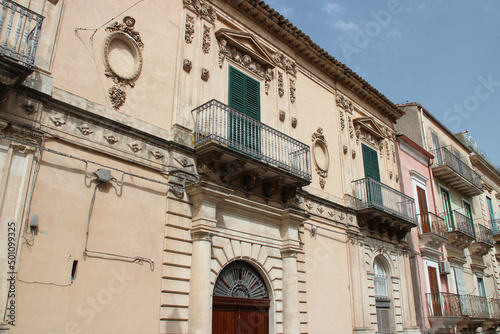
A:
[215,0,404,122]
[7,87,197,176]
[470,154,500,186]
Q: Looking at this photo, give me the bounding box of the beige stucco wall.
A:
[48,1,181,132]
[12,140,166,333]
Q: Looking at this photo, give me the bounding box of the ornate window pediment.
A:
[216,29,275,68]
[353,117,385,141]
[216,28,275,76]
[353,117,386,151]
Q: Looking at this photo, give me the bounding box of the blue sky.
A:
[265,0,500,167]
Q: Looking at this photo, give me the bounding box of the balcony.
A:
[193,100,311,203]
[0,0,43,90]
[427,292,465,330]
[431,147,483,197]
[492,220,500,244]
[469,224,494,256]
[489,298,500,320]
[427,293,493,331]
[465,295,490,319]
[353,177,417,240]
[418,212,448,257]
[444,210,476,250]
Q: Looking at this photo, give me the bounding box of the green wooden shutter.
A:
[362,144,380,181]
[246,77,260,120]
[228,67,261,155]
[229,67,260,120]
[229,67,246,113]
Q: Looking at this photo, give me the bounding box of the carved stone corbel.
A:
[220,160,246,184]
[263,175,284,197]
[243,170,264,191]
[282,184,299,204]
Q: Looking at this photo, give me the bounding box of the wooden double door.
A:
[212,296,269,334]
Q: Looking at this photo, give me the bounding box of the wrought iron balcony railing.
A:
[418,212,446,236]
[474,223,494,246]
[489,298,500,319]
[427,292,464,317]
[193,99,312,181]
[465,294,489,318]
[491,219,500,236]
[427,293,490,319]
[431,147,482,190]
[352,177,417,224]
[0,0,43,68]
[443,210,476,239]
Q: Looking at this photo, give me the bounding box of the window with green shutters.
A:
[362,144,380,181]
[362,144,383,207]
[228,66,261,154]
[441,188,454,229]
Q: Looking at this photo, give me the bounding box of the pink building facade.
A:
[398,134,450,333]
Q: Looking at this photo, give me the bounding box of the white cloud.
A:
[334,20,358,31]
[324,2,344,15]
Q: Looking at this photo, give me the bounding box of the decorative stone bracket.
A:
[196,153,300,205]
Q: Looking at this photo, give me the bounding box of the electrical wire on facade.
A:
[1,133,200,274]
[83,179,155,271]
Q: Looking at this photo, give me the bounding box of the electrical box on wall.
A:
[439,261,451,275]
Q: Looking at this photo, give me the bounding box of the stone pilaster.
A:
[280,208,308,334]
[186,182,231,334]
[281,249,300,334]
[347,235,371,334]
[188,230,213,334]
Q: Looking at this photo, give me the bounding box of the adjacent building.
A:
[397,103,500,333]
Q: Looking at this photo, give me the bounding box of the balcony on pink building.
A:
[417,212,447,257]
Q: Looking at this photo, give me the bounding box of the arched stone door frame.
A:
[212,259,274,334]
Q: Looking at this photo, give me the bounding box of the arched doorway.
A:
[212,260,270,334]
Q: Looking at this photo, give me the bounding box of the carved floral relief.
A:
[290,78,296,104]
[183,0,217,22]
[185,15,194,44]
[336,94,353,133]
[202,25,211,54]
[273,53,297,76]
[312,127,330,189]
[278,71,284,98]
[103,16,144,110]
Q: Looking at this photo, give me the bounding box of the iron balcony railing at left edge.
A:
[352,177,417,224]
[0,0,43,68]
[193,99,312,181]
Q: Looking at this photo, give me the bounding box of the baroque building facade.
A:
[0,0,422,333]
